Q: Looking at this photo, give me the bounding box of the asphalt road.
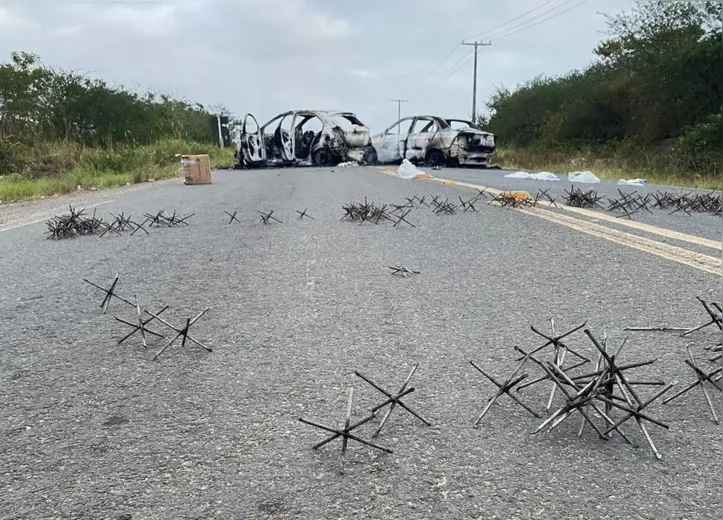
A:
[436,167,723,243]
[0,166,721,519]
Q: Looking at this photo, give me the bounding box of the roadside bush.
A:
[484,1,722,182]
[668,114,723,175]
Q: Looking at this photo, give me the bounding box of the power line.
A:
[410,1,586,97]
[409,47,471,98]
[490,0,591,42]
[423,44,464,79]
[482,0,581,41]
[463,0,556,41]
[414,2,560,91]
[428,49,474,88]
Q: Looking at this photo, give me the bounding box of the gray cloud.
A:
[1,0,636,131]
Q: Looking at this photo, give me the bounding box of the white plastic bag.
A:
[397,159,425,180]
[568,171,601,183]
[617,178,647,186]
[505,171,559,181]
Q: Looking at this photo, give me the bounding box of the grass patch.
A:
[494,146,722,190]
[0,139,235,203]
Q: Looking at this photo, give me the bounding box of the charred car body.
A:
[237,110,374,168]
[370,115,495,167]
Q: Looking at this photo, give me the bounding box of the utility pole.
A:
[216,115,225,149]
[391,98,408,134]
[461,40,491,122]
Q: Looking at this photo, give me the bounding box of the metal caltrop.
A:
[146,307,212,361]
[354,364,431,438]
[663,346,723,424]
[84,273,135,314]
[299,388,392,471]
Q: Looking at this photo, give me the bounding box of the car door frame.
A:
[275,112,296,163]
[239,113,266,167]
[405,116,442,161]
[376,116,415,163]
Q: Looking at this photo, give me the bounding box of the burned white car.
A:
[370,115,496,167]
[237,110,374,168]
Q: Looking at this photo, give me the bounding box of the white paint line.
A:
[0,199,115,233]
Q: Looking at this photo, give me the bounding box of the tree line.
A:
[482,1,722,175]
[0,52,223,174]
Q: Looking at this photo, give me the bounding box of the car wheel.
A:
[363,148,378,165]
[313,148,332,166]
[426,149,446,167]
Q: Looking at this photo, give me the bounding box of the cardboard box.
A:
[180,154,212,185]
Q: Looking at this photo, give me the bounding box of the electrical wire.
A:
[427,49,474,88]
[423,44,464,79]
[416,0,587,95]
[490,0,591,41]
[480,0,581,41]
[463,0,556,41]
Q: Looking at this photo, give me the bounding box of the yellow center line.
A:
[431,177,722,252]
[517,206,721,276]
[377,167,721,276]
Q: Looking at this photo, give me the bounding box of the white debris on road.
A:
[505,171,560,181]
[397,159,426,179]
[618,178,648,186]
[568,171,601,183]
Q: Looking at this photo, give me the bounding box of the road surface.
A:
[0,166,721,519]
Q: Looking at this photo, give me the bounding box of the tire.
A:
[313,148,332,166]
[363,148,378,165]
[426,149,446,167]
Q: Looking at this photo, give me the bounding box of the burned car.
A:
[237,110,374,168]
[370,115,496,167]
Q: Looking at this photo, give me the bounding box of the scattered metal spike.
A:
[536,188,558,208]
[681,297,723,336]
[145,210,168,227]
[564,187,606,209]
[458,196,478,212]
[99,219,123,238]
[663,347,723,424]
[391,208,415,228]
[144,210,194,227]
[354,364,430,438]
[45,205,107,240]
[257,210,283,225]
[130,217,150,236]
[83,273,135,314]
[298,388,392,471]
[225,210,240,224]
[114,304,169,346]
[388,265,420,278]
[147,307,211,360]
[296,208,314,220]
[474,187,490,200]
[412,195,429,207]
[527,354,632,443]
[469,360,541,428]
[430,197,457,215]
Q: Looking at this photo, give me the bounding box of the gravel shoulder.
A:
[0,167,720,520]
[0,179,177,230]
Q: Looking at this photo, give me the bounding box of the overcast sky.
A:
[0,0,638,131]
